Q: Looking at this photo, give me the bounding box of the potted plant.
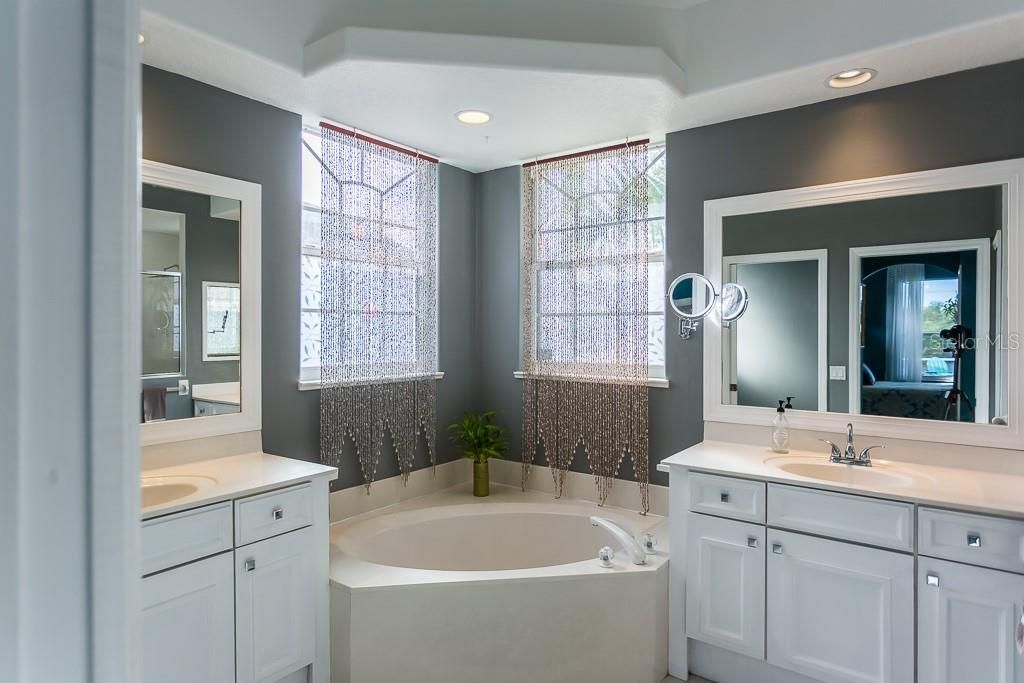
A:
[448,411,507,497]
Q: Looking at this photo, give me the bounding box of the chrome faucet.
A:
[590,516,647,565]
[820,423,883,467]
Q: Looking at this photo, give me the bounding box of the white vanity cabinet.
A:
[685,512,766,659]
[141,476,329,683]
[766,529,914,683]
[142,553,236,683]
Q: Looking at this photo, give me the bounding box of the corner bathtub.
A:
[329,484,668,683]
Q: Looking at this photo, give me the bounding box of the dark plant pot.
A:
[473,461,489,497]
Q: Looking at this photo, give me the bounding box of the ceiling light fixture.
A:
[456,110,491,125]
[827,68,876,89]
[138,33,145,44]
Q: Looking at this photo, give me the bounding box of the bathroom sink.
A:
[765,457,920,488]
[141,475,215,508]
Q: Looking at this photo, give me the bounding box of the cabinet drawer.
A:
[767,484,914,551]
[235,483,313,546]
[919,507,1024,573]
[688,472,765,523]
[141,501,233,576]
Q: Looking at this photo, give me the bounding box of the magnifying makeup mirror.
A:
[667,273,749,339]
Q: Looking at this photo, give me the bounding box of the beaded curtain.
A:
[520,142,651,513]
[319,127,438,490]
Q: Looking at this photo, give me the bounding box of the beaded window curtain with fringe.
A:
[318,124,439,490]
[520,141,652,513]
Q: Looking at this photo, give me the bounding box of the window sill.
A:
[297,371,445,392]
[512,371,669,389]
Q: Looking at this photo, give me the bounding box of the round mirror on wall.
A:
[668,273,717,320]
[720,282,750,325]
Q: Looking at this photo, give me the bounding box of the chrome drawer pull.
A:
[720,491,730,503]
[747,537,759,549]
[273,506,284,521]
[772,543,783,555]
[926,573,940,587]
[244,558,256,572]
[967,533,982,548]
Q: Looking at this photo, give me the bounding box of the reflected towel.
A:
[142,387,166,422]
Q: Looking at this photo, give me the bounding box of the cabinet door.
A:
[767,529,913,683]
[919,557,1024,683]
[236,526,315,683]
[686,512,766,659]
[142,552,235,683]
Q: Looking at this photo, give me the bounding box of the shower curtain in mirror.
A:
[318,123,438,490]
[885,263,925,382]
[520,141,651,513]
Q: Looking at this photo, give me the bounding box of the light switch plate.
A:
[829,366,847,381]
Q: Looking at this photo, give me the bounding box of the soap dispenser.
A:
[771,399,790,453]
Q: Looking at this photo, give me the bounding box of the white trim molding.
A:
[723,249,829,411]
[703,158,1024,450]
[141,161,262,446]
[848,238,991,423]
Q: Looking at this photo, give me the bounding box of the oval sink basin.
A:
[141,475,215,508]
[766,457,920,488]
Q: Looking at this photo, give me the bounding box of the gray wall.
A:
[724,187,1001,412]
[478,59,1024,486]
[143,66,480,490]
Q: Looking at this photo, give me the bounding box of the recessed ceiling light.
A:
[456,110,491,125]
[138,33,145,44]
[827,68,876,89]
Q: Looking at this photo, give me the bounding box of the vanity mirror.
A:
[704,159,1024,449]
[140,161,261,446]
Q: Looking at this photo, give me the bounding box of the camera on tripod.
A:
[939,324,973,356]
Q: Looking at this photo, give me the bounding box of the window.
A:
[922,277,959,359]
[202,281,240,361]
[300,125,438,384]
[528,144,666,379]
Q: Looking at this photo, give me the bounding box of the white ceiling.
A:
[141,0,1024,172]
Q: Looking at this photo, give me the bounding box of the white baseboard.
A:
[489,458,668,517]
[329,458,471,523]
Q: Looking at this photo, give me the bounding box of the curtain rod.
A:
[522,139,650,168]
[319,121,440,164]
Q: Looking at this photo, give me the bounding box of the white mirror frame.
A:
[703,158,1024,450]
[141,160,262,446]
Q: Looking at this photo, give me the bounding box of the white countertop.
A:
[660,441,1024,519]
[191,381,241,406]
[141,451,337,519]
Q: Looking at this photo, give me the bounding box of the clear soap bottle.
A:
[771,400,790,453]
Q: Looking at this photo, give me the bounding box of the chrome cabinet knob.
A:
[926,573,940,587]
[720,491,730,503]
[273,506,284,521]
[772,543,783,555]
[747,537,759,549]
[244,558,256,572]
[967,533,982,548]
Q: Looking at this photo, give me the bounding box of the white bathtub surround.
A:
[328,457,470,523]
[329,485,669,683]
[490,457,669,517]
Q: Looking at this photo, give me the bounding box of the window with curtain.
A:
[519,141,662,514]
[304,122,440,488]
[525,144,666,378]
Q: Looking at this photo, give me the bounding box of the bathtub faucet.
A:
[590,516,647,565]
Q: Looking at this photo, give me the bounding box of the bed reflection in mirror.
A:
[141,183,241,423]
[722,186,1008,424]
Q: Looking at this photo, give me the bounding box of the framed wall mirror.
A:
[703,159,1023,449]
[140,160,262,446]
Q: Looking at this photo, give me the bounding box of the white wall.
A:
[0,1,140,681]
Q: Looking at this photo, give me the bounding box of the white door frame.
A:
[724,249,829,411]
[848,238,991,423]
[1,1,140,681]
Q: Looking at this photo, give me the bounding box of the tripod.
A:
[942,325,975,422]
